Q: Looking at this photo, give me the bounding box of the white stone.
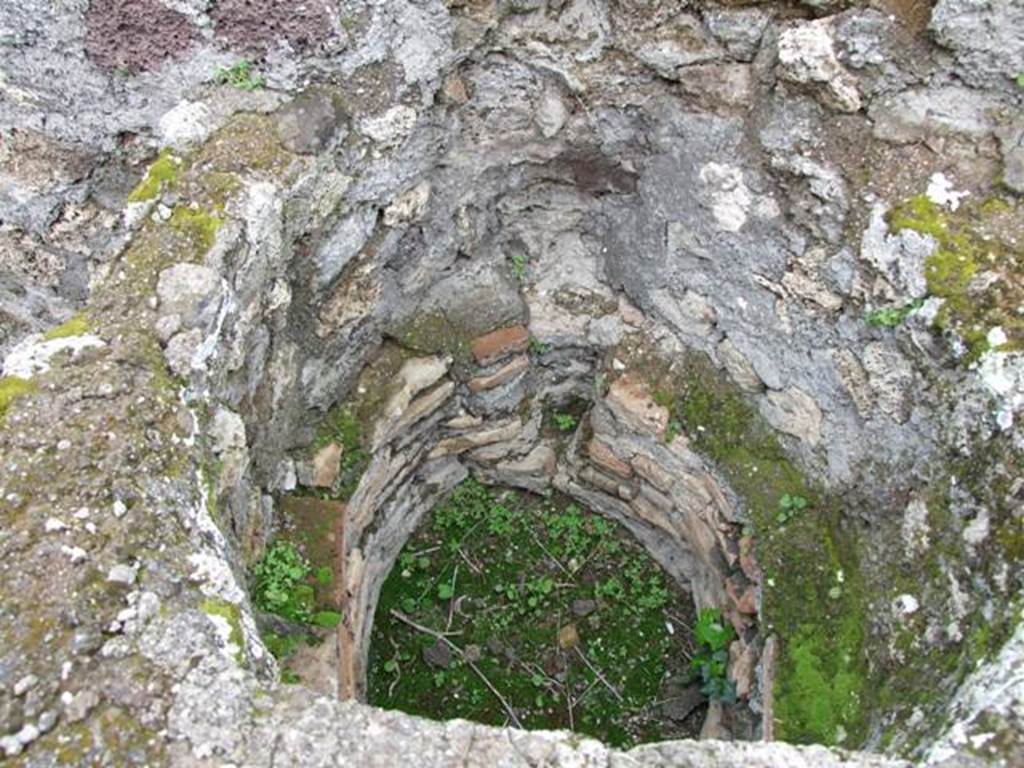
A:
[13,674,37,696]
[61,545,88,564]
[2,333,105,379]
[759,386,823,446]
[107,563,138,587]
[383,181,431,227]
[987,326,1008,347]
[777,18,861,112]
[112,500,127,518]
[893,593,920,616]
[360,105,418,146]
[158,100,213,148]
[44,517,67,532]
[535,88,568,138]
[208,408,246,455]
[978,350,1024,430]
[926,172,969,211]
[699,162,751,232]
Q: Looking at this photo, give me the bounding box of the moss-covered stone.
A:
[169,205,223,253]
[616,341,867,746]
[0,376,37,424]
[42,313,92,341]
[201,597,246,665]
[127,149,181,203]
[388,311,476,375]
[888,194,1024,361]
[194,113,294,177]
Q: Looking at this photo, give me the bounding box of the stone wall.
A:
[1,0,1023,765]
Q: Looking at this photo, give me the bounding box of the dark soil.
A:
[367,479,705,748]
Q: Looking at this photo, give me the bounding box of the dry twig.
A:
[390,609,523,728]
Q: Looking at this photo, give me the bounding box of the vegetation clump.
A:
[865,299,924,328]
[312,406,370,501]
[215,59,266,91]
[691,608,736,702]
[368,479,710,747]
[250,540,341,680]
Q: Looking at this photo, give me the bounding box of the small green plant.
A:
[251,541,315,623]
[1016,73,1024,88]
[508,253,528,281]
[262,631,303,659]
[528,336,550,356]
[691,608,736,702]
[553,412,578,432]
[776,493,809,525]
[865,298,924,328]
[215,59,266,91]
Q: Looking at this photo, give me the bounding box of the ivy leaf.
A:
[437,583,455,600]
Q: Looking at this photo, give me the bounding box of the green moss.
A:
[619,345,867,746]
[127,149,180,203]
[368,480,702,747]
[389,310,475,373]
[42,313,91,340]
[194,113,294,177]
[888,194,1024,361]
[0,376,37,424]
[201,598,245,665]
[169,206,222,254]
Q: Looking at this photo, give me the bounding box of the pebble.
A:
[61,545,88,564]
[13,674,37,696]
[0,735,22,757]
[44,517,67,532]
[112,500,127,518]
[106,563,137,587]
[37,710,57,734]
[15,723,39,747]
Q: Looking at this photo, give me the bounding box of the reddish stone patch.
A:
[470,325,529,366]
[467,354,529,393]
[85,0,196,73]
[587,437,633,479]
[210,0,333,55]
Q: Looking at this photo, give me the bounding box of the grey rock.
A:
[663,683,704,722]
[421,639,451,669]
[869,87,1002,143]
[759,386,823,446]
[572,598,597,617]
[315,206,378,290]
[930,0,1024,90]
[156,263,224,331]
[106,563,137,587]
[164,328,204,378]
[276,89,346,155]
[998,118,1024,194]
[704,8,771,62]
